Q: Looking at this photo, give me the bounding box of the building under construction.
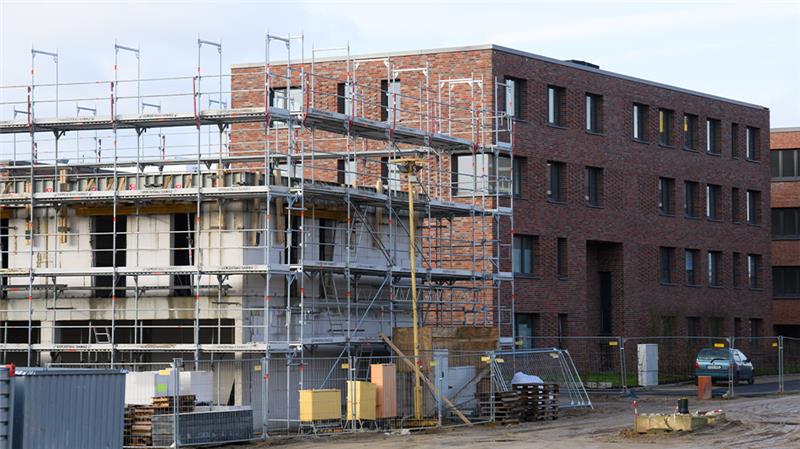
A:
[0,36,515,376]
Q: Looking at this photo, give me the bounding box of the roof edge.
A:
[771,126,800,133]
[233,43,767,111]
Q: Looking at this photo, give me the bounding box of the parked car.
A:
[694,348,755,384]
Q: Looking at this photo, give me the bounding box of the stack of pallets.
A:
[152,394,196,414]
[513,383,559,421]
[124,405,155,447]
[476,391,525,424]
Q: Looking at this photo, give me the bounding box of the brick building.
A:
[771,127,800,337]
[231,44,772,342]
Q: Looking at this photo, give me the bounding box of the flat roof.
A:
[771,127,800,133]
[233,44,767,111]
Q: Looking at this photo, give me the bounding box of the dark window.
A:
[684,181,700,218]
[687,317,701,337]
[772,267,800,298]
[708,251,721,287]
[706,119,720,154]
[731,187,741,223]
[380,79,400,122]
[773,208,800,239]
[336,82,353,115]
[746,190,761,224]
[748,254,762,289]
[771,149,800,179]
[319,218,336,261]
[685,248,699,285]
[661,316,677,336]
[749,318,762,342]
[505,77,525,119]
[547,161,566,202]
[731,123,740,159]
[171,213,194,297]
[513,235,537,276]
[774,267,800,298]
[633,103,648,141]
[706,184,720,220]
[557,313,568,348]
[557,237,568,279]
[515,313,539,349]
[659,246,675,284]
[269,86,302,127]
[683,114,697,150]
[92,215,127,298]
[337,158,357,186]
[746,127,760,160]
[659,177,675,215]
[707,317,724,337]
[451,154,516,196]
[585,93,603,132]
[732,252,742,288]
[658,109,673,145]
[586,166,603,207]
[512,157,523,197]
[547,85,565,126]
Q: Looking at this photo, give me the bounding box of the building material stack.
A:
[514,383,559,421]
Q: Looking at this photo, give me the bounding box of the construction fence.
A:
[518,335,800,396]
[48,347,590,447]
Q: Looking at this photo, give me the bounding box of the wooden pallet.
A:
[475,391,525,424]
[151,394,196,414]
[124,405,155,447]
[513,383,559,421]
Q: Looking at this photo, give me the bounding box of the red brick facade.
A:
[771,128,800,336]
[230,45,773,340]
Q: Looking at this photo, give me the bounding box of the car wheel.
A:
[747,375,755,385]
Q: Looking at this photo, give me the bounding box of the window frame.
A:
[547,161,566,203]
[747,254,762,289]
[745,126,760,161]
[685,248,700,286]
[659,246,676,284]
[746,189,761,225]
[512,234,537,276]
[683,113,698,150]
[658,108,673,146]
[633,103,648,141]
[773,266,800,298]
[684,181,699,218]
[771,149,800,180]
[706,184,720,220]
[585,93,602,133]
[659,177,675,215]
[772,208,800,239]
[706,118,721,154]
[586,166,603,207]
[556,237,568,279]
[547,85,565,127]
[708,250,722,287]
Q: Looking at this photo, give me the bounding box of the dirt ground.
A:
[235,393,800,449]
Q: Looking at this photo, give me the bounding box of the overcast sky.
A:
[1,0,799,127]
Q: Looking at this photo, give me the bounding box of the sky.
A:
[0,0,799,128]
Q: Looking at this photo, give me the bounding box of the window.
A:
[685,249,699,285]
[706,118,720,154]
[732,252,742,288]
[731,187,741,223]
[774,267,800,298]
[658,109,673,145]
[708,251,721,287]
[749,318,762,342]
[660,316,677,336]
[556,237,568,279]
[731,123,740,159]
[513,235,537,276]
[773,208,800,239]
[659,246,675,284]
[706,184,720,220]
[337,158,357,186]
[771,149,800,179]
[633,103,648,141]
[269,87,303,127]
[683,114,697,150]
[557,313,568,347]
[505,77,524,118]
[511,157,523,197]
[684,181,700,218]
[336,82,354,115]
[586,166,603,207]
[380,79,401,122]
[380,157,402,191]
[92,215,127,299]
[547,85,565,126]
[687,317,701,337]
[515,313,539,349]
[659,177,675,215]
[747,254,762,289]
[171,213,194,297]
[547,161,566,202]
[746,126,759,160]
[319,219,336,261]
[451,154,516,196]
[585,93,602,132]
[746,190,761,224]
[707,317,724,337]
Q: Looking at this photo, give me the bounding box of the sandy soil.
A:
[235,394,800,449]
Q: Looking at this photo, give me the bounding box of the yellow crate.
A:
[346,381,377,421]
[299,389,341,422]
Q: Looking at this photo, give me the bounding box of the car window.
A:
[733,352,742,362]
[737,351,748,361]
[698,349,728,359]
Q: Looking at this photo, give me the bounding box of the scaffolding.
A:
[0,35,515,373]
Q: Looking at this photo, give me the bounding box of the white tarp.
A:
[511,372,544,385]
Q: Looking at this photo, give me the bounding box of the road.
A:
[630,373,800,397]
[235,394,800,449]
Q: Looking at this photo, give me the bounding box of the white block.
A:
[637,344,659,387]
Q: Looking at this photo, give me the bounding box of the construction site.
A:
[0,34,600,447]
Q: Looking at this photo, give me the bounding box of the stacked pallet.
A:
[476,391,525,424]
[513,383,559,421]
[152,394,196,414]
[124,405,155,447]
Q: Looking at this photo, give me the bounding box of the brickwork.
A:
[229,45,773,340]
[770,129,800,331]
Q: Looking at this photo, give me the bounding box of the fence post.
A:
[726,337,734,399]
[172,357,182,448]
[488,351,496,423]
[778,336,784,394]
[261,356,269,439]
[618,336,627,393]
[434,355,443,428]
